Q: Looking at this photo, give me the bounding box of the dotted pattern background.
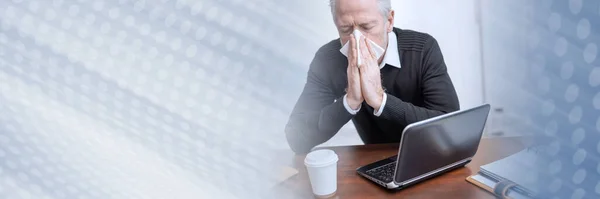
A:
[0,0,321,198]
[5,0,597,198]
[526,0,600,198]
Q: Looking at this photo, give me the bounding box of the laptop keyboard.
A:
[365,157,397,183]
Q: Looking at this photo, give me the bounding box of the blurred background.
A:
[524,0,600,198]
[0,0,597,198]
[0,0,291,198]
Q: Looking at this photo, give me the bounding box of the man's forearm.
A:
[377,94,455,124]
[285,96,354,154]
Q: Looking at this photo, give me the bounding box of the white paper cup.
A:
[304,149,339,198]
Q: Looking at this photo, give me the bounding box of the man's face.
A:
[334,0,394,51]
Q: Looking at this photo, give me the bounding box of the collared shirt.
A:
[343,31,402,116]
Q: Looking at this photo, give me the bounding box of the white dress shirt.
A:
[343,31,402,116]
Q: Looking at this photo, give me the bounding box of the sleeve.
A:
[284,51,355,154]
[373,93,387,117]
[378,36,460,123]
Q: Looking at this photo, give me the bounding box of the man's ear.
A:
[387,10,395,33]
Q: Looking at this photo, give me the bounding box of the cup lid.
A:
[304,149,339,167]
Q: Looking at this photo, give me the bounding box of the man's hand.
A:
[346,35,363,109]
[358,37,385,111]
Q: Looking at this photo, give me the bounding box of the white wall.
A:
[302,0,486,147]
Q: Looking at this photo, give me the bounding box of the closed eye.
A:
[340,26,353,34]
[361,25,374,31]
[359,20,378,31]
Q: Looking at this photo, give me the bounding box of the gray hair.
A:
[329,0,392,18]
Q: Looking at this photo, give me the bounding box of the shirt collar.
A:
[379,31,401,69]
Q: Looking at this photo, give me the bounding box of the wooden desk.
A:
[273,137,532,199]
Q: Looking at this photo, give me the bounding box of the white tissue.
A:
[339,30,385,67]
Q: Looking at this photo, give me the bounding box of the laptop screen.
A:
[394,104,490,184]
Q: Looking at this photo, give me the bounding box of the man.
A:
[285,0,459,153]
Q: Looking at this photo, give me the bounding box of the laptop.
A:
[356,104,491,189]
